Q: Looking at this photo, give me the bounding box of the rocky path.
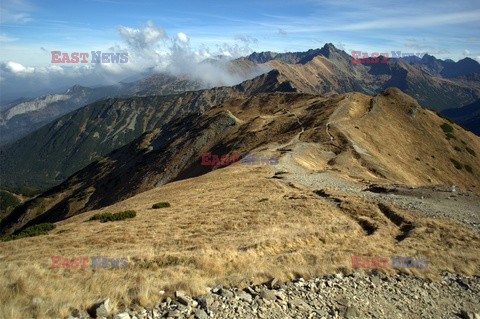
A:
[80,272,479,319]
[275,146,480,233]
[270,101,480,233]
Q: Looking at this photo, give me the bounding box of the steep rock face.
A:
[3,94,71,121]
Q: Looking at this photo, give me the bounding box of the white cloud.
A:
[176,32,189,44]
[117,20,167,49]
[0,21,269,99]
[5,61,34,73]
[463,49,471,56]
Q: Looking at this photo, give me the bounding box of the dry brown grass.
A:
[327,89,480,190]
[1,161,479,318]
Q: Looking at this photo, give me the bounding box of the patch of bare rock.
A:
[68,272,479,319]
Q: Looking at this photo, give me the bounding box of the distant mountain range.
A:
[0,70,293,188]
[0,59,264,146]
[245,44,480,112]
[0,75,204,146]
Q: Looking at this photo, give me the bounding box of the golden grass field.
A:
[1,160,479,318]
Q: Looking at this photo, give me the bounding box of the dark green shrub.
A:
[90,210,136,222]
[152,202,171,209]
[445,133,456,140]
[4,223,56,241]
[465,147,476,157]
[258,198,269,202]
[0,191,20,211]
[454,146,462,152]
[450,158,462,170]
[90,213,112,222]
[465,165,473,173]
[440,123,454,133]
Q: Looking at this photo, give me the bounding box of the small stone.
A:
[460,310,480,319]
[176,295,192,307]
[259,290,276,301]
[371,276,381,286]
[113,312,131,319]
[345,305,359,318]
[167,310,180,317]
[211,284,223,294]
[195,294,214,311]
[289,297,311,310]
[235,290,253,302]
[95,299,112,318]
[244,287,256,295]
[265,278,281,289]
[194,309,208,319]
[274,291,286,301]
[218,288,234,298]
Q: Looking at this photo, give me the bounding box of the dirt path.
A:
[268,101,480,233]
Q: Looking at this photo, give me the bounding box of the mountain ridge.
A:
[2,88,479,237]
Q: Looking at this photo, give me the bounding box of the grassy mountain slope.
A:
[3,88,479,237]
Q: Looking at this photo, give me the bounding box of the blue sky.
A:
[1,0,480,98]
